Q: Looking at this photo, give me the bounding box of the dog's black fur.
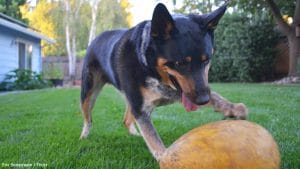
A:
[80,3,232,160]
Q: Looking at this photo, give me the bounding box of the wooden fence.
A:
[42,57,83,85]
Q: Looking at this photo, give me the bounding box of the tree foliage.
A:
[20,0,58,56]
[74,0,131,52]
[232,0,296,17]
[19,0,132,57]
[174,0,299,79]
[174,0,224,14]
[120,0,133,27]
[209,13,279,82]
[0,0,26,22]
[232,0,299,77]
[96,0,130,32]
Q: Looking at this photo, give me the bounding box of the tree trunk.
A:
[64,0,73,80]
[70,35,77,81]
[207,0,212,13]
[65,24,73,78]
[266,0,300,77]
[289,0,300,76]
[64,0,83,83]
[88,0,100,46]
[288,32,300,76]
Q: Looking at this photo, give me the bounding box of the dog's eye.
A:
[185,56,192,62]
[165,61,173,67]
[175,57,192,66]
[175,60,187,66]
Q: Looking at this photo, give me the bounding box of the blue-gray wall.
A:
[0,25,41,81]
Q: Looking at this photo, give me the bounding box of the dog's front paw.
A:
[80,124,92,139]
[80,131,89,139]
[233,103,248,120]
[223,103,248,120]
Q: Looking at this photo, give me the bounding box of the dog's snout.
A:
[195,94,210,105]
[194,87,210,105]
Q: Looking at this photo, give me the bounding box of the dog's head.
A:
[151,3,226,111]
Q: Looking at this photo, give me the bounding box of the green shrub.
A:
[209,13,279,82]
[0,69,51,91]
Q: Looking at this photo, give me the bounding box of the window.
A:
[18,43,33,70]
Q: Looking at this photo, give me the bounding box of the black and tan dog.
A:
[80,3,247,160]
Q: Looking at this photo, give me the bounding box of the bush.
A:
[209,13,279,82]
[0,69,51,91]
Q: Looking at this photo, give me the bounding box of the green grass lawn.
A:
[0,83,299,169]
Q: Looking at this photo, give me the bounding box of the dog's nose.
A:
[194,87,210,105]
[195,94,210,105]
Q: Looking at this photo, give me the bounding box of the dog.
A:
[80,3,247,161]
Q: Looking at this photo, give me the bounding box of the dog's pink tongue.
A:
[182,93,198,112]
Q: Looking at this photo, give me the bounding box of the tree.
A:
[87,0,133,46]
[209,13,279,82]
[266,0,299,76]
[233,0,299,76]
[174,0,299,77]
[174,0,224,14]
[74,0,132,52]
[20,0,58,56]
[63,0,83,81]
[18,0,132,81]
[96,0,130,31]
[87,0,101,46]
[75,0,132,51]
[0,0,26,22]
[120,0,133,27]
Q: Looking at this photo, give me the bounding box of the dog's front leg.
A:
[208,91,248,119]
[134,113,166,161]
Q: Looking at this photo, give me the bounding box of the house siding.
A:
[32,44,42,72]
[0,25,41,81]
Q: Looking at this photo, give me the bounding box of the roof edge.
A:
[0,16,55,44]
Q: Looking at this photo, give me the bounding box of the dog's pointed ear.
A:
[151,3,177,39]
[191,3,227,29]
[205,3,227,29]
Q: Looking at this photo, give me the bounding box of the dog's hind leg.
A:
[123,102,140,136]
[80,68,106,139]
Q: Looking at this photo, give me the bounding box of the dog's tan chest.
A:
[140,77,181,113]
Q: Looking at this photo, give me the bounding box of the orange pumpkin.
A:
[160,120,280,169]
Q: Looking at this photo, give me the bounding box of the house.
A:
[0,13,55,82]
